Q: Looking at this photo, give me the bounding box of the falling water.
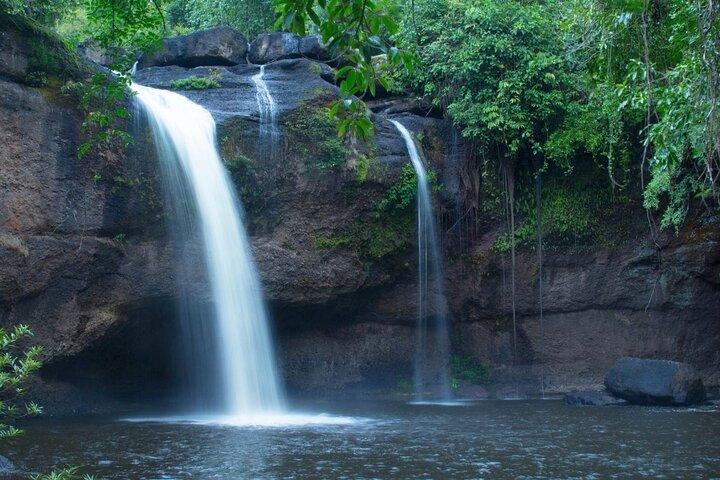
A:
[391,120,452,402]
[252,65,279,162]
[132,83,285,417]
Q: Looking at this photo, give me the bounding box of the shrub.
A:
[450,355,490,386]
[170,70,221,90]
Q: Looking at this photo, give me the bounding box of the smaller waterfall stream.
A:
[391,120,452,402]
[252,65,279,162]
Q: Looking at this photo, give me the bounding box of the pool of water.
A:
[4,400,720,479]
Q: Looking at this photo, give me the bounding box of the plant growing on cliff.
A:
[273,0,413,139]
[169,69,222,90]
[0,325,43,439]
[450,355,490,387]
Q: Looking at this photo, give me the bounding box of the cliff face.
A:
[1,21,718,413]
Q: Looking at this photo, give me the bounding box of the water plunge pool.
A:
[5,400,720,479]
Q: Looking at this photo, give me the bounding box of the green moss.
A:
[492,163,638,253]
[355,154,372,184]
[313,235,351,250]
[284,95,351,171]
[313,165,421,262]
[0,14,87,84]
[223,152,263,214]
[348,215,414,261]
[450,355,491,386]
[308,62,323,75]
[170,73,221,90]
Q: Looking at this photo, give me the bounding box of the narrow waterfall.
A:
[252,65,279,162]
[132,83,285,417]
[391,120,452,402]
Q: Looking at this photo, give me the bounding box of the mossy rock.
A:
[0,13,89,85]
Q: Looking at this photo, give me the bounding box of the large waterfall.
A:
[391,120,452,403]
[132,83,285,418]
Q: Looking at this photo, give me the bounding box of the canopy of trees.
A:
[1,0,718,229]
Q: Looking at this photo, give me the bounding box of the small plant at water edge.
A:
[450,355,490,387]
[0,324,43,438]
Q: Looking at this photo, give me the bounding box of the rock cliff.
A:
[1,21,718,412]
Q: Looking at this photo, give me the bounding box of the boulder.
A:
[604,357,706,406]
[299,35,331,61]
[138,27,248,69]
[249,33,329,64]
[564,390,628,406]
[248,32,301,64]
[0,455,15,474]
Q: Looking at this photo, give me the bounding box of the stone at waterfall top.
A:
[136,28,330,70]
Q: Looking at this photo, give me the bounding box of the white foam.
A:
[120,412,366,427]
[408,400,474,407]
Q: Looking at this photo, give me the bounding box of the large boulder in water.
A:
[604,357,706,406]
[248,32,329,64]
[138,27,248,69]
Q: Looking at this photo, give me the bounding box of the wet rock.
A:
[564,390,628,406]
[604,357,706,406]
[248,32,301,64]
[248,33,330,64]
[0,14,87,83]
[0,455,15,474]
[299,35,331,61]
[138,27,248,69]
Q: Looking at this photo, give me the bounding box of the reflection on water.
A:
[5,400,720,479]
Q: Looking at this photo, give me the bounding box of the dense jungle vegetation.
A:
[0,0,718,477]
[2,0,718,234]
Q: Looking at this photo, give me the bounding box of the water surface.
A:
[5,400,720,479]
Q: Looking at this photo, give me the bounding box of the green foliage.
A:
[313,234,350,250]
[394,0,720,231]
[374,164,418,215]
[0,0,79,26]
[170,70,222,90]
[274,0,413,139]
[223,150,264,215]
[355,154,372,184]
[450,355,490,386]
[312,164,427,261]
[31,466,95,480]
[285,97,350,171]
[397,0,574,161]
[76,72,133,160]
[493,166,636,252]
[83,0,164,54]
[0,325,43,439]
[560,0,720,229]
[165,0,275,38]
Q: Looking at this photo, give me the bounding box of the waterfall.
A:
[252,65,279,162]
[132,83,285,417]
[391,120,452,402]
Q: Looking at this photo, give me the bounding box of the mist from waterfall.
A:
[132,83,285,417]
[391,120,452,403]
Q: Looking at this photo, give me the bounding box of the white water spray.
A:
[132,83,285,417]
[391,120,452,402]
